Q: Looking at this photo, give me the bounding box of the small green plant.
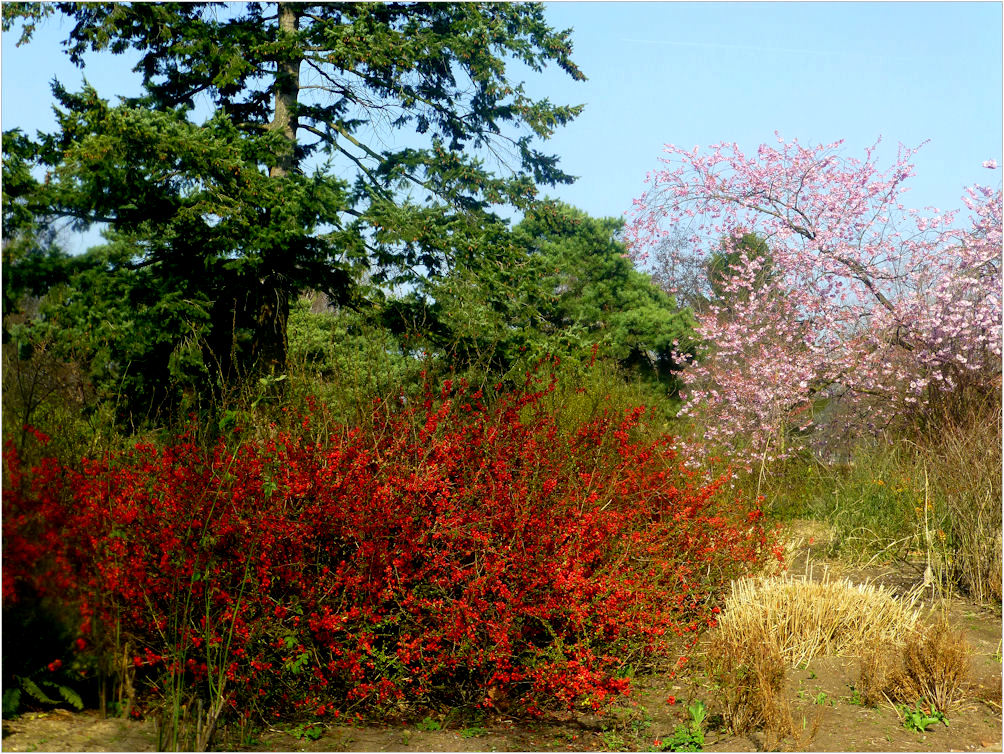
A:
[688,701,707,729]
[3,673,84,718]
[461,726,487,739]
[660,699,707,751]
[602,703,652,748]
[282,635,311,675]
[601,729,628,750]
[813,692,828,706]
[898,703,947,733]
[622,705,653,736]
[289,722,324,741]
[847,685,865,706]
[416,716,441,732]
[618,663,637,680]
[663,726,702,751]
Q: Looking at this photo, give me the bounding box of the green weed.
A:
[658,699,707,752]
[898,703,947,733]
[601,729,627,750]
[416,716,441,732]
[288,722,324,741]
[846,685,864,706]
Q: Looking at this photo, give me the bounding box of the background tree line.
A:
[2,1,696,440]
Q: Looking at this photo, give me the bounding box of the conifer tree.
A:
[3,2,584,387]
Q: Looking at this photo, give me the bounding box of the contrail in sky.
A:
[620,38,917,62]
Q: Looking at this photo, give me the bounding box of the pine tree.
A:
[2,2,584,388]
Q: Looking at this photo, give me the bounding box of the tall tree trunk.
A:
[248,1,302,377]
[211,3,302,384]
[269,2,301,179]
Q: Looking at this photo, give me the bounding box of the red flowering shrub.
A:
[3,374,776,723]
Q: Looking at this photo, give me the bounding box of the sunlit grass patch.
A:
[717,570,922,668]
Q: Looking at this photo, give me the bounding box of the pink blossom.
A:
[627,137,1003,465]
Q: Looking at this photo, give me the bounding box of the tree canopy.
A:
[2,2,585,398]
[389,201,695,388]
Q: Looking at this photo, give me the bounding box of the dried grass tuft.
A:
[858,618,970,713]
[706,621,785,735]
[705,621,822,750]
[718,567,922,667]
[929,399,1003,604]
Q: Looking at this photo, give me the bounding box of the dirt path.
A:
[4,665,1000,753]
[1,709,158,752]
[4,527,1001,752]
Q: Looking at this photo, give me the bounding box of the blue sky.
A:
[534,2,1002,220]
[2,2,1001,253]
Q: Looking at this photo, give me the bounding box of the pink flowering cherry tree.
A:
[625,135,1002,465]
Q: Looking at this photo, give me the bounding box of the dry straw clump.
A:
[709,566,968,745]
[717,567,922,668]
[706,621,785,735]
[858,619,970,713]
[931,399,1003,604]
[705,620,823,749]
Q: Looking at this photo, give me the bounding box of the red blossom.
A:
[2,373,774,720]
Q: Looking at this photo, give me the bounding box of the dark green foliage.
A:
[4,241,211,428]
[411,201,696,391]
[516,202,695,387]
[2,1,585,397]
[2,129,63,339]
[2,599,90,718]
[2,5,694,441]
[286,294,424,423]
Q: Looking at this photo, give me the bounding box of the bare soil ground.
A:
[3,521,1001,752]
